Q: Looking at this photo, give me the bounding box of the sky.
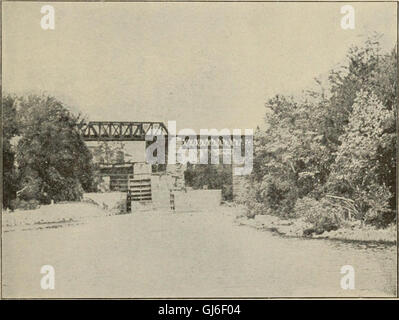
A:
[2,2,397,132]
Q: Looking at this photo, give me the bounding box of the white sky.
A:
[2,2,397,132]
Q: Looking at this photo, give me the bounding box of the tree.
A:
[15,95,95,203]
[2,94,19,209]
[242,36,397,229]
[246,94,330,216]
[327,91,395,226]
[91,141,126,164]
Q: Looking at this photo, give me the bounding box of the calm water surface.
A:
[3,211,397,298]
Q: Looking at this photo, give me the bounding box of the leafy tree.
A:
[327,91,395,226]
[246,95,330,216]
[2,94,19,209]
[241,37,397,229]
[14,95,95,203]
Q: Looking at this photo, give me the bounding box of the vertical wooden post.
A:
[126,190,132,213]
[170,190,175,211]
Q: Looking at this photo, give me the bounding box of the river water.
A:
[2,209,397,298]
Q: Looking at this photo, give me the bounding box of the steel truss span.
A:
[77,121,169,141]
[77,121,251,147]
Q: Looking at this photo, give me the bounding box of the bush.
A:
[364,209,396,229]
[361,184,394,228]
[295,197,341,233]
[259,176,298,217]
[240,188,260,219]
[10,198,40,211]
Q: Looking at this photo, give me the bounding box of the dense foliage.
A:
[2,94,96,209]
[184,163,233,201]
[91,141,126,164]
[241,37,397,229]
[2,94,19,209]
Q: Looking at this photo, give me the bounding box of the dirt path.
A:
[2,208,396,298]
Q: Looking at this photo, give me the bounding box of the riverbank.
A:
[2,201,116,232]
[235,212,397,245]
[2,193,131,232]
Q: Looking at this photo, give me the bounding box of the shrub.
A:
[10,198,40,211]
[364,208,396,229]
[240,187,261,219]
[259,176,298,217]
[362,184,396,228]
[295,197,342,233]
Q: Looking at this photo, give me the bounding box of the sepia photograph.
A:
[1,1,398,299]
